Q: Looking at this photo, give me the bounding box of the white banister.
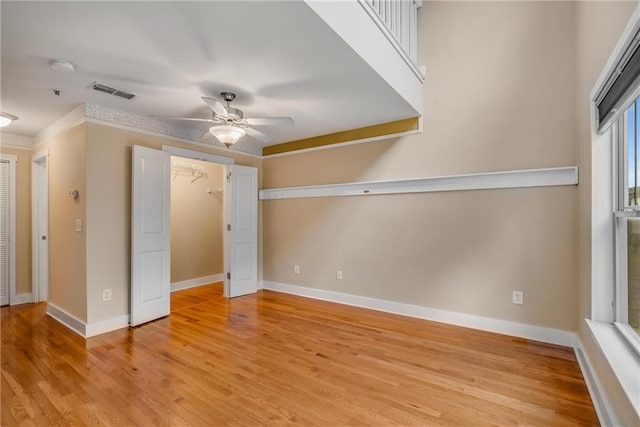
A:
[362,0,421,68]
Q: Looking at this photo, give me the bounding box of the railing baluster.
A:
[360,0,420,67]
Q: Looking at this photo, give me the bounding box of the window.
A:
[615,100,640,346]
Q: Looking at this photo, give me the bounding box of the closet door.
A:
[226,165,258,298]
[0,160,9,306]
[131,145,171,326]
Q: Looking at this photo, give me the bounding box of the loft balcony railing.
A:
[361,0,422,78]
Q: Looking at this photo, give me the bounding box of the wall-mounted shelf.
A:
[171,161,207,183]
[259,166,579,200]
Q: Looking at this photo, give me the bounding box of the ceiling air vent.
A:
[89,82,136,100]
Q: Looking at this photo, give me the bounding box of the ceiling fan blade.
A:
[152,116,217,123]
[202,96,228,116]
[245,127,274,144]
[244,117,294,126]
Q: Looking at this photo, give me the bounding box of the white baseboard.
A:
[171,274,223,292]
[47,303,130,338]
[574,337,617,427]
[46,303,86,337]
[262,281,576,347]
[11,293,32,305]
[85,315,130,338]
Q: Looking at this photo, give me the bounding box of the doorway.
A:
[130,145,258,327]
[169,156,224,297]
[31,150,48,302]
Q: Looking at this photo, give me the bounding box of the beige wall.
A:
[85,123,261,324]
[46,125,88,321]
[575,2,639,425]
[0,145,31,296]
[170,158,224,283]
[263,1,579,331]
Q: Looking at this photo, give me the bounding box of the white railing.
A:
[361,0,421,68]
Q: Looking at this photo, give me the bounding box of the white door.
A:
[32,156,48,302]
[0,160,9,306]
[226,165,258,298]
[131,145,171,326]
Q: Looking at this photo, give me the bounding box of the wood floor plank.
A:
[1,284,599,426]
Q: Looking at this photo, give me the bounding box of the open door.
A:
[131,145,171,326]
[32,153,48,302]
[226,164,258,298]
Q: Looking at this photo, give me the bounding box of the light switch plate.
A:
[75,219,83,232]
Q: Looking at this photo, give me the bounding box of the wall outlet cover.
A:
[512,291,524,305]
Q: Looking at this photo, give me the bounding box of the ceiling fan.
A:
[157,92,293,148]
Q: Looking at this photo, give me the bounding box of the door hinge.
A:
[227,272,231,280]
[227,224,231,231]
[227,172,232,182]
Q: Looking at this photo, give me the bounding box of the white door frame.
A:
[1,154,17,305]
[161,146,236,297]
[31,148,49,302]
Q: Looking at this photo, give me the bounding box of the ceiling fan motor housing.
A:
[223,106,243,120]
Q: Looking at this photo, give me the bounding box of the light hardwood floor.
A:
[2,284,598,426]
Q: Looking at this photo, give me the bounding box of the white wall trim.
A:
[262,281,576,347]
[33,104,86,147]
[31,150,49,303]
[171,274,223,292]
[162,146,235,164]
[260,166,578,200]
[0,154,18,162]
[585,319,640,421]
[85,315,130,338]
[10,293,32,305]
[262,127,422,159]
[574,337,619,427]
[46,303,86,337]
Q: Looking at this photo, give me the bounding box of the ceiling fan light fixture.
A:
[0,112,18,128]
[209,125,246,147]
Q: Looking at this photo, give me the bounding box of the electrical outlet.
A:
[512,290,523,305]
[294,265,300,275]
[102,288,112,302]
[336,270,343,280]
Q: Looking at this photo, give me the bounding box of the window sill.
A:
[586,319,640,418]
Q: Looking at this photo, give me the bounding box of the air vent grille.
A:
[89,82,136,100]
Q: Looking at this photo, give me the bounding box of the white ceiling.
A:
[1,1,418,149]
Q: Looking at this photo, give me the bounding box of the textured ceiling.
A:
[1,1,418,153]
